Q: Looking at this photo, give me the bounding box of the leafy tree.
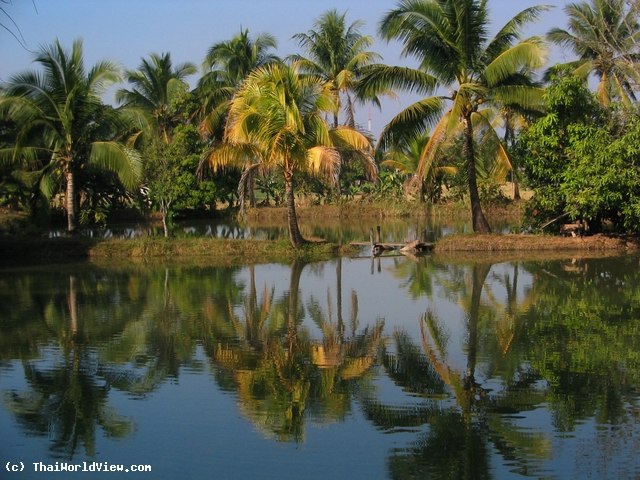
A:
[204,62,375,248]
[145,124,219,237]
[0,39,141,234]
[514,69,640,231]
[359,0,549,232]
[559,113,640,232]
[547,0,640,106]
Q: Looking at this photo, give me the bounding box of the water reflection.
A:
[1,254,639,478]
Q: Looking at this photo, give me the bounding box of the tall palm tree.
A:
[360,0,548,233]
[547,0,640,106]
[291,9,382,128]
[0,39,141,234]
[197,28,280,140]
[204,62,376,248]
[116,52,196,144]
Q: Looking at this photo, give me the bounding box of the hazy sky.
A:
[1,0,575,135]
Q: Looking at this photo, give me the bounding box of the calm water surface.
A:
[1,252,639,479]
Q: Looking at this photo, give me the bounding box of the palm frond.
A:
[89,142,141,190]
[306,146,341,185]
[484,38,548,86]
[378,96,445,151]
[490,85,545,111]
[485,5,552,60]
[357,64,438,99]
[203,142,259,172]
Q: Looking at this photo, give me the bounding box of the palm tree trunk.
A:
[465,262,491,388]
[65,170,77,234]
[463,115,491,233]
[287,259,305,354]
[513,175,521,201]
[284,168,305,248]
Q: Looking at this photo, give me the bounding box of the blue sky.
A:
[1,0,574,135]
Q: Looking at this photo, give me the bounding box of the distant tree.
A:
[291,9,381,128]
[116,52,196,144]
[0,39,141,234]
[381,132,456,203]
[197,28,280,140]
[547,0,640,106]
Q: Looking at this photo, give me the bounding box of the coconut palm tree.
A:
[381,131,457,203]
[116,52,196,144]
[360,0,548,233]
[291,9,382,128]
[0,39,141,234]
[197,28,280,140]
[204,62,376,248]
[547,0,640,106]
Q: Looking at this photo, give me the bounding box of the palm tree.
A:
[0,39,141,234]
[381,131,457,203]
[547,0,640,106]
[361,0,548,233]
[197,28,280,140]
[291,9,382,128]
[116,52,196,144]
[205,62,376,248]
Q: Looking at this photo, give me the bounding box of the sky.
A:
[0,0,575,136]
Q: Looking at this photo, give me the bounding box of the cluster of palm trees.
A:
[1,0,639,244]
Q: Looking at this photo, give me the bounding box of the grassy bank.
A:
[1,231,637,269]
[435,233,640,252]
[0,236,358,267]
[2,201,638,268]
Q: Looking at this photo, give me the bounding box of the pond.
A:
[1,251,639,479]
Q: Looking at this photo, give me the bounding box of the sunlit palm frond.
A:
[484,38,548,86]
[306,146,341,185]
[203,142,260,172]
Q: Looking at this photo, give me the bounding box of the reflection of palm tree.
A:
[103,266,238,395]
[410,262,550,477]
[3,274,133,458]
[206,260,383,442]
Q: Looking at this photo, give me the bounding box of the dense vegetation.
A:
[1,0,640,246]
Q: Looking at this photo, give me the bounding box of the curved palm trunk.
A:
[463,115,491,233]
[284,168,305,249]
[65,169,77,234]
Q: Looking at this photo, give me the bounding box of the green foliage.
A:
[144,125,220,227]
[561,117,640,231]
[517,72,600,191]
[516,70,640,233]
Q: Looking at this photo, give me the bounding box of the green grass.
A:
[0,235,358,267]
